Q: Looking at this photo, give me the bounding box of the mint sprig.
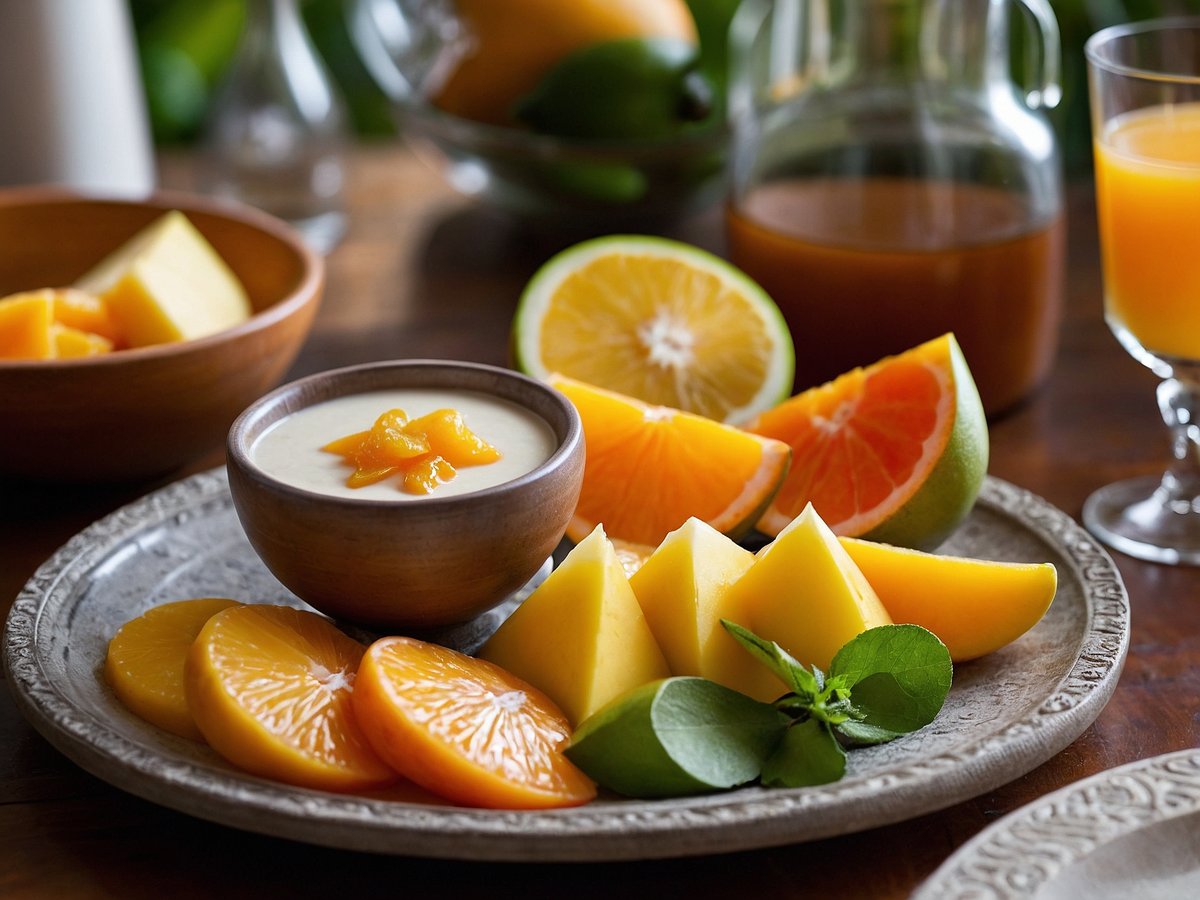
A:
[722,620,953,785]
[566,622,953,798]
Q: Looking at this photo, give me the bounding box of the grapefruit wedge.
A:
[747,334,988,550]
[550,375,790,546]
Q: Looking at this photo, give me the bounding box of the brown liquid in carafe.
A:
[726,178,1064,415]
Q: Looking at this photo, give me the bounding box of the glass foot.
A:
[1083,474,1200,565]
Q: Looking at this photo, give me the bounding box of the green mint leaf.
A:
[721,619,818,697]
[835,720,904,747]
[761,718,846,787]
[810,664,826,691]
[566,677,787,798]
[829,624,952,733]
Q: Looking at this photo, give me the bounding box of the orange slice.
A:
[185,605,396,792]
[515,235,794,424]
[550,374,791,546]
[105,597,241,740]
[353,636,596,809]
[747,333,988,550]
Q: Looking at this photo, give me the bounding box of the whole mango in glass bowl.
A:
[349,0,735,230]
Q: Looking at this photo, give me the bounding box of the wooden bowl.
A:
[0,188,322,482]
[226,360,584,629]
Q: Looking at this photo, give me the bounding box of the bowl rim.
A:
[397,95,730,161]
[227,358,584,511]
[0,186,323,369]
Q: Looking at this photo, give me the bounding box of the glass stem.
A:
[1156,377,1200,511]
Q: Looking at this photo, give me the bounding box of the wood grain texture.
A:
[1,146,1197,898]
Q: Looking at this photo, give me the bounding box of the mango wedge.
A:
[723,503,894,700]
[840,537,1057,661]
[481,526,669,725]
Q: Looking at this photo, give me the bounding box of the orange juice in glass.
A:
[1084,20,1200,564]
[1095,103,1200,362]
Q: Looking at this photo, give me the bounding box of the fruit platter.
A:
[6,466,1125,860]
[3,207,1128,863]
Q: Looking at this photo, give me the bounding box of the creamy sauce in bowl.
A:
[251,389,558,501]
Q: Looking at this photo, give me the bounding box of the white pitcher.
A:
[0,0,156,194]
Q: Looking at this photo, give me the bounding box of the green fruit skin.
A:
[514,38,714,141]
[863,335,989,552]
[565,680,715,798]
[566,677,784,798]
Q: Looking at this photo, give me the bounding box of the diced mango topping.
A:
[0,289,121,360]
[322,408,501,494]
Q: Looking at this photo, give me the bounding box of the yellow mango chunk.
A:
[840,537,1058,661]
[75,210,250,347]
[629,518,756,682]
[724,503,893,699]
[480,525,669,725]
[106,597,241,740]
[0,292,54,359]
[51,287,124,346]
[51,323,114,358]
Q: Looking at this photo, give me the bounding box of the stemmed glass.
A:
[1083,20,1200,564]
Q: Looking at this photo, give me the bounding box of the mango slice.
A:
[629,518,755,682]
[75,210,250,347]
[0,292,54,359]
[481,525,670,725]
[51,288,124,346]
[723,503,894,699]
[839,537,1058,661]
[51,323,114,358]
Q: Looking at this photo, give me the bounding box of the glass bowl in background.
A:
[347,0,730,231]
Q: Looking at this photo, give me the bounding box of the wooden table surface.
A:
[3,145,1197,899]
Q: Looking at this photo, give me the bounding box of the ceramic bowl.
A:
[0,188,322,482]
[226,360,584,629]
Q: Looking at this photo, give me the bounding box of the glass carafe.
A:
[201,0,348,253]
[726,0,1064,416]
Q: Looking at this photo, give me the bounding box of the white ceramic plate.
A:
[914,749,1200,899]
[4,470,1129,862]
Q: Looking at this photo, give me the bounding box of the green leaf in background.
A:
[761,718,846,788]
[684,0,742,99]
[1046,0,1200,177]
[565,677,786,798]
[302,0,396,137]
[829,624,952,734]
[134,0,244,143]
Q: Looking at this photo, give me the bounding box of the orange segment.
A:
[105,598,241,740]
[550,375,790,546]
[353,636,596,809]
[185,605,396,792]
[0,291,54,359]
[746,333,988,548]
